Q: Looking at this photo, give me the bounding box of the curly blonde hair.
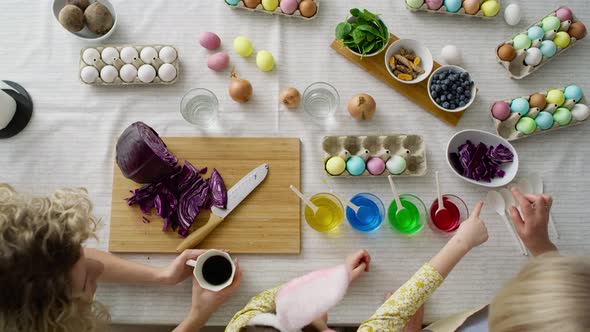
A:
[0,184,109,332]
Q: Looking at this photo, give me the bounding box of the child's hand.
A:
[345,249,371,282]
[159,249,208,286]
[453,201,488,250]
[510,187,557,256]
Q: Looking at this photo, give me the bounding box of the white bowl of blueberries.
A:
[428,65,476,113]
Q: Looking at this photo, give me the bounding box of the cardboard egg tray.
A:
[322,135,428,177]
[491,86,588,141]
[405,0,501,18]
[496,8,586,79]
[225,0,319,20]
[79,45,180,85]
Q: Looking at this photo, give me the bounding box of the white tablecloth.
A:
[1,0,589,326]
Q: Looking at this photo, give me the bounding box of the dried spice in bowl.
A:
[388,48,425,81]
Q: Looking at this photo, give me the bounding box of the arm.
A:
[225,286,281,332]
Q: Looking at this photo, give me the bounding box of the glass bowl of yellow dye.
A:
[304,192,344,232]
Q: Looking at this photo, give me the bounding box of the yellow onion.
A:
[229,69,252,103]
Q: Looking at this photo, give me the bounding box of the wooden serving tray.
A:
[331,34,465,127]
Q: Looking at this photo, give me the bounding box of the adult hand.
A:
[510,187,557,256]
[345,249,371,282]
[453,201,488,251]
[159,249,208,286]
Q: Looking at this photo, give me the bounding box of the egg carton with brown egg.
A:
[405,0,501,19]
[79,45,180,85]
[490,86,588,141]
[322,135,427,177]
[496,7,587,79]
[225,0,319,20]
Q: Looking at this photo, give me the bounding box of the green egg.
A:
[542,16,561,32]
[553,107,572,126]
[516,117,536,135]
[512,34,531,50]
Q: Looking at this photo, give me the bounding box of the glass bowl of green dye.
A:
[387,194,427,235]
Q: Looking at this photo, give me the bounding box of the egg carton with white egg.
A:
[490,85,588,141]
[496,6,587,79]
[322,135,427,177]
[224,0,319,20]
[79,45,180,85]
[405,0,501,19]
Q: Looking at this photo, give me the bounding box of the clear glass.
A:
[302,82,339,119]
[428,194,469,235]
[387,194,427,235]
[304,192,344,232]
[346,192,385,233]
[180,88,218,127]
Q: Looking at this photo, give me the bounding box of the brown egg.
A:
[568,22,587,40]
[462,0,480,15]
[529,93,547,110]
[497,44,516,62]
[299,0,317,18]
[243,0,261,8]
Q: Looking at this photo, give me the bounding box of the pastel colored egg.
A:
[80,66,99,83]
[137,64,156,83]
[225,0,241,5]
[386,155,407,175]
[539,40,557,57]
[262,0,279,11]
[443,0,461,13]
[480,0,500,17]
[512,34,531,50]
[529,93,547,110]
[555,6,573,22]
[279,0,298,14]
[199,32,221,50]
[504,3,521,26]
[553,31,571,48]
[510,98,530,115]
[234,36,253,57]
[346,156,366,176]
[564,85,583,103]
[516,117,536,135]
[256,50,275,72]
[497,44,516,61]
[524,48,543,66]
[535,111,554,130]
[425,0,443,10]
[366,157,386,176]
[553,107,572,126]
[100,65,118,83]
[571,104,590,121]
[406,0,425,9]
[462,0,480,15]
[207,52,230,71]
[542,16,561,32]
[527,26,545,41]
[546,89,565,106]
[326,156,346,176]
[491,101,511,120]
[568,22,587,40]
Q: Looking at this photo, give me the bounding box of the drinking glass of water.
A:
[180,88,218,128]
[302,82,339,119]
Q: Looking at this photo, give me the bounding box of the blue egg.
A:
[346,156,366,176]
[564,85,584,103]
[510,98,530,115]
[225,0,240,5]
[444,0,461,12]
[539,40,557,58]
[527,26,545,41]
[535,111,554,130]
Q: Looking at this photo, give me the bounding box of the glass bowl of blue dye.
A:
[346,193,385,232]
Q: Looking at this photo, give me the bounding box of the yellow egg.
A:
[233,36,253,57]
[262,0,279,11]
[256,50,274,72]
[481,0,500,17]
[325,156,346,176]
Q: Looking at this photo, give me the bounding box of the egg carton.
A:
[496,7,586,79]
[322,135,428,177]
[225,0,319,20]
[491,86,588,141]
[79,45,180,85]
[405,0,501,19]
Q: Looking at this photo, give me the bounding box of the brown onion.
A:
[280,87,301,109]
[229,69,253,103]
[348,93,376,120]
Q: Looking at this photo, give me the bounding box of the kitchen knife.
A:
[176,163,269,252]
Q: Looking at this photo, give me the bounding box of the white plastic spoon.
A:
[289,185,318,213]
[487,190,528,256]
[499,188,528,255]
[388,175,412,221]
[528,173,559,239]
[330,191,360,213]
[434,171,451,224]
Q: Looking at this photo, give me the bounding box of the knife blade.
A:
[176,163,269,252]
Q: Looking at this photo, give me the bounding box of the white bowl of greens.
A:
[335,8,390,58]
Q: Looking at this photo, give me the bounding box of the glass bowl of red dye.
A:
[428,194,469,234]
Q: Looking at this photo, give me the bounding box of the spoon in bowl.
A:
[434,171,451,225]
[487,190,528,256]
[388,175,410,221]
[289,185,330,220]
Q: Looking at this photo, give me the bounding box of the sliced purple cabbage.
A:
[449,140,513,183]
[209,168,228,209]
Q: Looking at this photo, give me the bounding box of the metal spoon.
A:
[528,173,559,239]
[487,190,528,256]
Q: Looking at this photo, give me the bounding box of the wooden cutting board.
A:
[109,137,301,254]
[331,34,465,127]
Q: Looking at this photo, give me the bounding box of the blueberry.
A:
[459,101,466,107]
[444,79,450,85]
[441,84,447,90]
[460,72,468,80]
[465,90,471,97]
[442,102,450,109]
[441,95,446,102]
[450,103,456,109]
[440,73,446,80]
[432,91,438,98]
[457,87,464,93]
[430,84,436,91]
[447,93,453,99]
[460,95,466,101]
[469,80,474,86]
[452,84,457,90]
[435,85,441,92]
[435,98,441,103]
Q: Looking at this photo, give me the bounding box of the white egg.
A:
[386,155,407,175]
[120,47,139,64]
[159,46,177,63]
[158,63,177,82]
[140,47,158,64]
[80,66,99,83]
[138,64,156,83]
[120,64,138,83]
[441,45,462,65]
[100,65,119,83]
[504,3,521,26]
[524,48,543,66]
[82,48,100,65]
[571,104,590,121]
[101,47,119,65]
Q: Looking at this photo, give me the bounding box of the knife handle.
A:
[176,214,224,253]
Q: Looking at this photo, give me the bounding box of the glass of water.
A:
[180,88,218,128]
[302,82,339,119]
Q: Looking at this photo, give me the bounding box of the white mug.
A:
[0,89,16,131]
[186,249,235,292]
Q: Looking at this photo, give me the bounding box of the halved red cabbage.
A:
[209,168,227,209]
[116,122,178,184]
[449,140,513,183]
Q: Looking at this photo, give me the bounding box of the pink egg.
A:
[425,0,443,10]
[555,6,573,22]
[491,101,511,121]
[207,52,229,71]
[366,157,385,176]
[280,0,298,14]
[199,32,221,50]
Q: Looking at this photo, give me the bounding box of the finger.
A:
[524,194,545,207]
[384,291,393,301]
[364,254,371,272]
[509,206,525,235]
[470,201,484,217]
[542,194,553,207]
[351,262,367,279]
[511,187,534,215]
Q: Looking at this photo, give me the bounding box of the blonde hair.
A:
[0,184,109,332]
[489,255,590,332]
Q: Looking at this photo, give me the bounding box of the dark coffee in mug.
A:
[202,255,233,286]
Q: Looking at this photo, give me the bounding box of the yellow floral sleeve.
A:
[225,286,281,332]
[357,263,445,332]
